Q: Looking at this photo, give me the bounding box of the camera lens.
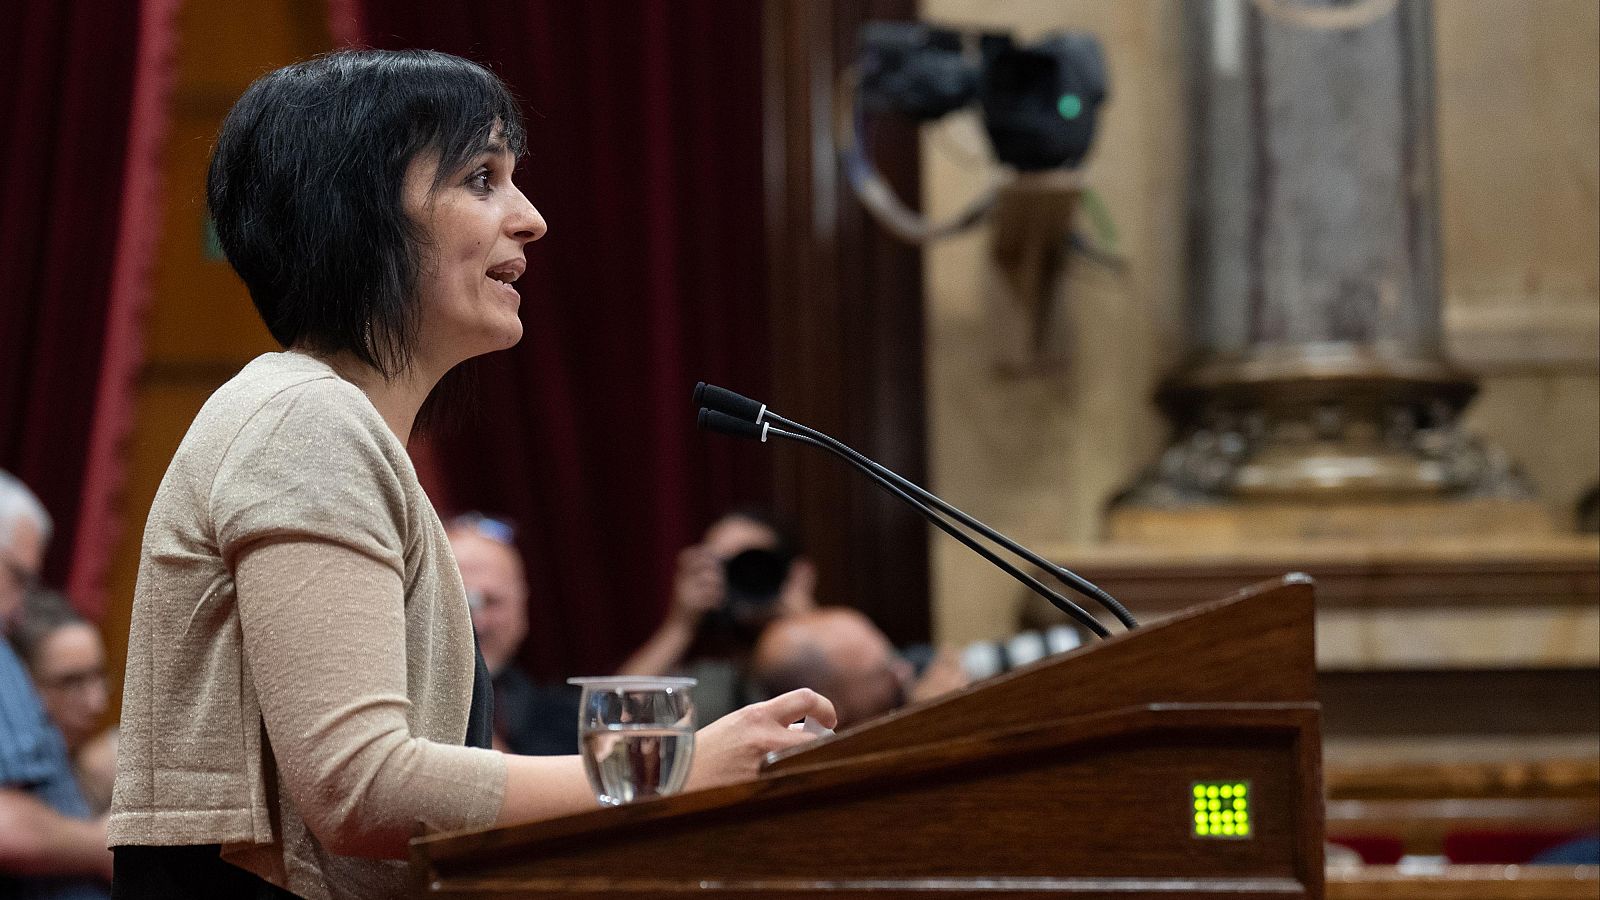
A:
[724,548,791,601]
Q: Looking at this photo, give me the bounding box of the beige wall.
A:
[1439,1,1600,524]
[921,0,1600,645]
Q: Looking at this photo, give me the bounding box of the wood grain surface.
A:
[1327,865,1599,900]
[410,578,1325,897]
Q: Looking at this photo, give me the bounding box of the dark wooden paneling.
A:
[410,579,1325,898]
[762,0,929,644]
[767,576,1318,769]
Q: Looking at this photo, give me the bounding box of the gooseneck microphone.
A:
[699,408,1110,637]
[762,409,1136,630]
[694,383,1137,637]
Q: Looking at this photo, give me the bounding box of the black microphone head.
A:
[698,407,767,442]
[694,382,765,422]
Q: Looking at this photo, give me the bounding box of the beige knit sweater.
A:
[109,351,507,900]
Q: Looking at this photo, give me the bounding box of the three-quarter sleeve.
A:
[213,382,506,857]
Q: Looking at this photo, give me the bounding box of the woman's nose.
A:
[510,189,546,243]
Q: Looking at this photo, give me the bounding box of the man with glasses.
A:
[0,469,110,898]
[446,513,579,755]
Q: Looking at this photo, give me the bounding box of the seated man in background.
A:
[750,607,969,729]
[446,513,578,755]
[0,469,110,897]
[9,589,116,814]
[616,507,817,723]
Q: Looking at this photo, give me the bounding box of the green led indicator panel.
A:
[1191,781,1252,839]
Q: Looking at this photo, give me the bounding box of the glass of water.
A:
[567,676,697,806]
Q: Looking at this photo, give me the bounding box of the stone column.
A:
[1114,0,1529,526]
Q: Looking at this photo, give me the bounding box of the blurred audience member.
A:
[617,508,816,722]
[9,590,116,814]
[446,513,578,755]
[751,607,969,729]
[0,469,111,896]
[448,514,528,678]
[1532,833,1600,865]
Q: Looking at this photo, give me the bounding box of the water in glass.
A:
[568,676,697,806]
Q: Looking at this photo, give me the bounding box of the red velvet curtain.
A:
[0,0,176,616]
[338,1,773,678]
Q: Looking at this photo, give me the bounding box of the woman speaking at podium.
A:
[106,50,835,899]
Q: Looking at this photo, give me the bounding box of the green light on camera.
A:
[1058,93,1084,120]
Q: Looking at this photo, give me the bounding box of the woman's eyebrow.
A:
[466,142,512,165]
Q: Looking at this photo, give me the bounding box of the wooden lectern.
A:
[410,576,1326,898]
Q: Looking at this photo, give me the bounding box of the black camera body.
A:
[857,21,1107,172]
[858,22,978,120]
[979,32,1106,171]
[722,547,792,618]
[697,546,794,643]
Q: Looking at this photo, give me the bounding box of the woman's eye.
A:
[468,168,492,192]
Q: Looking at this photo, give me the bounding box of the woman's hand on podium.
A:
[687,689,838,791]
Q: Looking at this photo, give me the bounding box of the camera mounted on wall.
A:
[840,21,1108,244]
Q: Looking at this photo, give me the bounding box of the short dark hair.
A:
[716,505,802,557]
[208,49,527,377]
[9,588,84,672]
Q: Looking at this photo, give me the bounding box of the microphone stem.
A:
[771,427,1112,639]
[767,412,1137,630]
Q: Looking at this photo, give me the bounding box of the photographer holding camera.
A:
[615,508,816,723]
